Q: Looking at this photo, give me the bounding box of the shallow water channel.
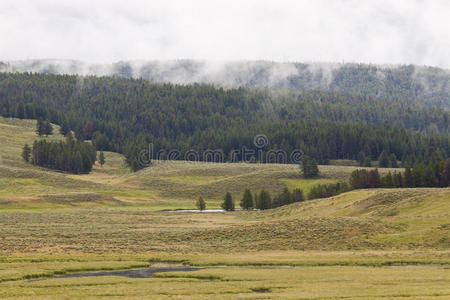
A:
[45,263,448,280]
[54,265,202,279]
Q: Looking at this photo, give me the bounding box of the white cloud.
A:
[0,0,449,67]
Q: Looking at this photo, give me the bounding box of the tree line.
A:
[350,159,450,189]
[216,158,450,212]
[219,187,306,211]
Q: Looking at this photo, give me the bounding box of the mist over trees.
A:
[1,60,448,108]
[1,71,449,171]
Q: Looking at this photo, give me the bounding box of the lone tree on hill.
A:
[301,155,319,178]
[98,151,105,167]
[196,197,206,211]
[222,192,235,211]
[22,144,31,162]
[240,189,253,210]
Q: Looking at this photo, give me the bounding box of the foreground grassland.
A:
[1,262,449,299]
[1,117,449,299]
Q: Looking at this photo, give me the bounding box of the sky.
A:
[1,0,449,68]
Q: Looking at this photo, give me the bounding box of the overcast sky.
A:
[1,0,449,67]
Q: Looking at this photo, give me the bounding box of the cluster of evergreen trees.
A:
[272,187,305,207]
[307,182,350,199]
[223,189,273,210]
[301,156,319,178]
[1,72,448,171]
[221,187,306,211]
[349,169,383,189]
[36,118,53,137]
[349,159,450,189]
[23,137,97,174]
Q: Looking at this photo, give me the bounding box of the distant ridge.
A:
[1,59,449,108]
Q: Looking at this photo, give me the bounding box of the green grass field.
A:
[0,117,449,299]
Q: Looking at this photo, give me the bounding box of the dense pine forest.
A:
[0,71,449,170]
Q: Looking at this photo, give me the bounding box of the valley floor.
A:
[0,117,449,299]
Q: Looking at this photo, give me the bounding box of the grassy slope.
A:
[0,117,448,253]
[0,117,401,209]
[1,117,449,298]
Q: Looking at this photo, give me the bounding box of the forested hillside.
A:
[1,60,449,108]
[0,72,449,168]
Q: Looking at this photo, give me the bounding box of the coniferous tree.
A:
[441,158,450,187]
[412,163,425,187]
[253,192,259,209]
[403,166,413,187]
[390,154,398,168]
[423,165,439,187]
[25,104,35,119]
[59,121,70,136]
[378,150,390,168]
[36,119,45,137]
[98,151,105,167]
[393,172,403,188]
[43,120,53,136]
[222,192,235,211]
[83,121,94,140]
[382,172,394,187]
[16,103,25,119]
[196,197,206,211]
[22,144,31,162]
[292,188,305,203]
[350,169,369,189]
[279,187,292,205]
[368,169,381,188]
[357,151,366,166]
[441,159,450,187]
[363,157,372,167]
[124,140,150,172]
[73,151,83,174]
[301,155,319,178]
[257,190,272,210]
[240,189,253,210]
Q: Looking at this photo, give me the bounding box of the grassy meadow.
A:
[0,117,449,299]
